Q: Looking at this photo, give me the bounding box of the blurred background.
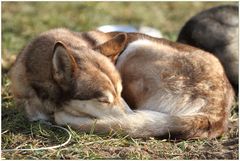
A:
[2,1,237,62]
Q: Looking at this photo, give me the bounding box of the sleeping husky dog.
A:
[10,28,130,121]
[10,28,234,139]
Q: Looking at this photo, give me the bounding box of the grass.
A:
[1,1,239,159]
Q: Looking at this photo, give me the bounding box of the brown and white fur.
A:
[54,31,235,139]
[10,29,234,140]
[10,28,131,122]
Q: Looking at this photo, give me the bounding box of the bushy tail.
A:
[55,110,225,139]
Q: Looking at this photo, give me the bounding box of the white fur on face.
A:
[116,82,123,96]
[102,90,114,104]
[63,99,129,119]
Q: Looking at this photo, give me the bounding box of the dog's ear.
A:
[52,41,77,91]
[94,33,127,62]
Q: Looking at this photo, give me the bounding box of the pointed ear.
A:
[52,41,77,91]
[94,33,127,62]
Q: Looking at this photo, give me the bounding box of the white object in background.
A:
[97,25,138,33]
[97,25,162,38]
[138,26,162,38]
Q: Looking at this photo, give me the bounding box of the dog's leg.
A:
[24,97,51,121]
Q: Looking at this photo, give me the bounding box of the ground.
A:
[1,2,239,159]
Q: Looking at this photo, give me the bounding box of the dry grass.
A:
[1,2,239,159]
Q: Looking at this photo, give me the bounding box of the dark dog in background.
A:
[177,5,238,92]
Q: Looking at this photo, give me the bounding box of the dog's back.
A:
[117,34,234,138]
[73,32,235,139]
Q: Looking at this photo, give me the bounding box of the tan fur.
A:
[10,29,235,140]
[120,34,234,139]
[10,28,129,121]
[55,31,235,139]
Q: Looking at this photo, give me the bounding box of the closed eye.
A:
[97,96,111,104]
[97,91,114,104]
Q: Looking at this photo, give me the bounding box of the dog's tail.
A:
[90,110,228,139]
[55,109,228,139]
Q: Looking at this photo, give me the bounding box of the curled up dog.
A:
[10,28,235,140]
[10,28,131,121]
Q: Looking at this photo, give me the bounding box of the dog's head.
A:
[52,33,130,116]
